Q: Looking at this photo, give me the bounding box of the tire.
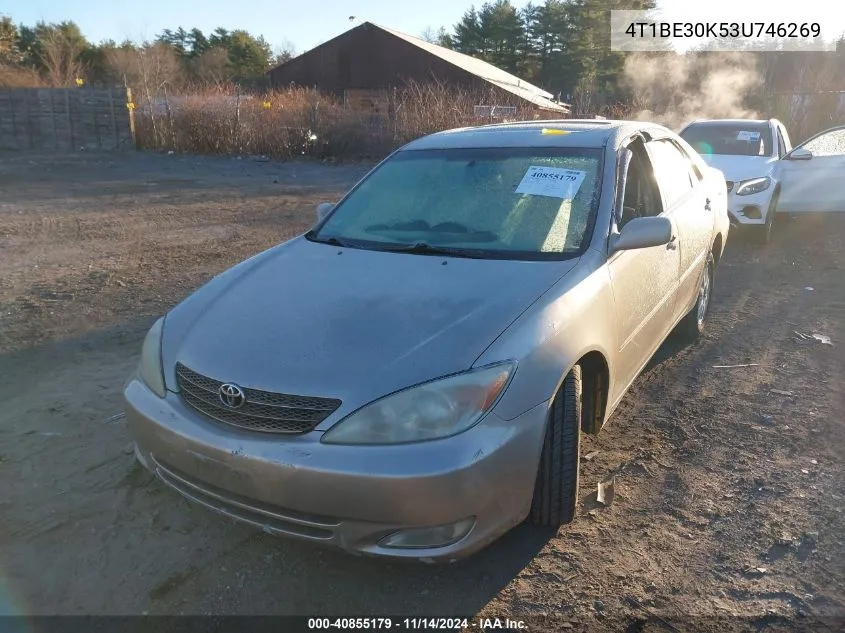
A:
[678,251,715,342]
[529,365,582,527]
[752,190,779,244]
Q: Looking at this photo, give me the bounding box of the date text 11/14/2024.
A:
[307,618,529,630]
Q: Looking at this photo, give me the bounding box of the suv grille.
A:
[175,362,341,434]
[726,181,734,192]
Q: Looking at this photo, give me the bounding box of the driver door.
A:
[775,126,845,213]
[607,138,681,390]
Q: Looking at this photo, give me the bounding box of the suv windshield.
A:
[308,146,603,260]
[680,122,773,157]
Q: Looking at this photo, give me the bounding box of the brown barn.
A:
[267,21,569,115]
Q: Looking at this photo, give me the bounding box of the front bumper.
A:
[726,187,775,226]
[124,378,550,562]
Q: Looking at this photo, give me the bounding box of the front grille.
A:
[726,181,734,193]
[175,362,341,434]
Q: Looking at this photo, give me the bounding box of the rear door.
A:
[645,137,714,321]
[775,126,845,213]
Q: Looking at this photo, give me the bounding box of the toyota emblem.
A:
[219,383,246,409]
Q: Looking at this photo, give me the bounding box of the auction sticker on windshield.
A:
[516,166,586,199]
[737,130,761,141]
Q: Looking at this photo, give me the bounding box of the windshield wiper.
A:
[376,242,487,259]
[365,221,498,242]
[305,232,356,248]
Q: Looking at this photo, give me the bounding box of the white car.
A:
[679,118,791,243]
[772,125,845,215]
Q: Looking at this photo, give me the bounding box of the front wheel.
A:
[752,190,779,245]
[678,251,715,342]
[529,365,582,527]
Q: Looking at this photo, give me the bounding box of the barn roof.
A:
[370,24,569,113]
[271,21,569,113]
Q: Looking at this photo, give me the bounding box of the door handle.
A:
[704,198,712,211]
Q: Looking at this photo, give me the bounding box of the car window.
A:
[314,147,603,259]
[680,122,773,157]
[619,140,663,228]
[646,139,696,209]
[798,127,845,157]
[776,128,787,158]
[673,135,706,180]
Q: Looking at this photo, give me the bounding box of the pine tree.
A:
[453,8,484,56]
[477,0,525,73]
[0,16,20,64]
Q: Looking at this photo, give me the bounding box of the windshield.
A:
[309,147,603,260]
[680,122,773,157]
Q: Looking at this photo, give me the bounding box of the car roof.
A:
[401,119,672,151]
[682,118,776,127]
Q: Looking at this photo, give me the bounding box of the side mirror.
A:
[787,147,812,161]
[316,202,334,222]
[610,216,673,254]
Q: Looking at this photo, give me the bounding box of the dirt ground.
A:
[1,151,843,631]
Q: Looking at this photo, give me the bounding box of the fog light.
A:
[741,205,762,219]
[379,518,475,549]
[134,443,150,470]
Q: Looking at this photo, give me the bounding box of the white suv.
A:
[679,118,791,244]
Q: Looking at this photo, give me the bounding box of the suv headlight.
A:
[321,362,516,445]
[735,176,771,196]
[138,317,166,398]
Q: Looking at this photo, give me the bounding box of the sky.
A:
[2,0,842,55]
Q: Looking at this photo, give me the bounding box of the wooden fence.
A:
[0,87,134,152]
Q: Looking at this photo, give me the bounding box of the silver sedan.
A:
[124,119,730,563]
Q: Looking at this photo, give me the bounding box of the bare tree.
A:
[106,42,182,93]
[137,42,182,92]
[105,42,183,145]
[40,28,85,86]
[272,39,297,66]
[191,46,231,85]
[420,27,438,43]
[137,43,182,144]
[0,63,43,87]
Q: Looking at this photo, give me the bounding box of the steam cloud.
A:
[622,52,764,131]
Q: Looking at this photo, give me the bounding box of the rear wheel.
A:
[529,365,582,527]
[678,251,715,342]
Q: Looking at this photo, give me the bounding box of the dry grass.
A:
[130,47,844,160]
[134,84,844,163]
[134,81,545,160]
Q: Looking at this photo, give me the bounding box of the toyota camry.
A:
[124,119,729,562]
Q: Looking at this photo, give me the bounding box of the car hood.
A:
[161,236,579,413]
[699,154,777,181]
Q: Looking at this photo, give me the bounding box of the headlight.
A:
[321,362,516,445]
[735,177,771,196]
[138,317,166,398]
